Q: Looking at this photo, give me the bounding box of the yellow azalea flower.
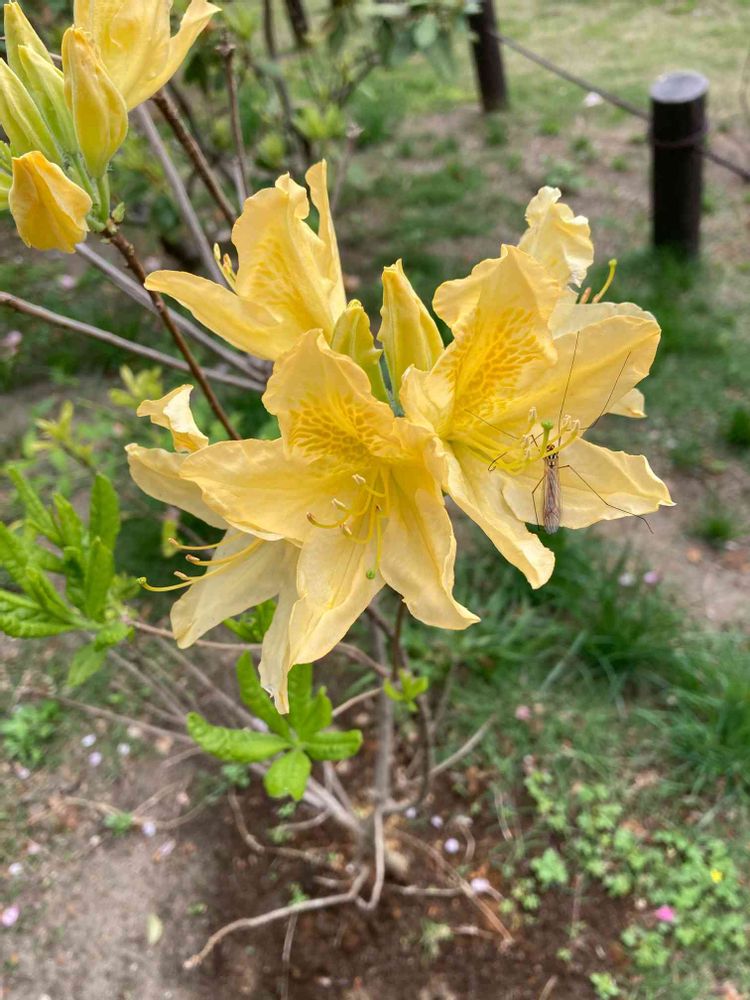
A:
[62,27,128,178]
[9,150,91,252]
[177,330,478,695]
[125,384,300,711]
[379,259,444,405]
[146,161,347,361]
[518,186,594,289]
[401,245,672,588]
[0,57,60,163]
[73,0,220,111]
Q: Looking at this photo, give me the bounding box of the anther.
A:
[332,498,347,510]
[352,474,366,486]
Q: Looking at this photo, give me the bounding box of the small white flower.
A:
[582,91,604,108]
[470,876,491,895]
[8,862,23,877]
[116,743,131,757]
[618,572,636,587]
[1,904,20,927]
[430,815,444,829]
[58,274,77,291]
[141,820,157,838]
[81,733,97,748]
[88,751,103,767]
[405,806,417,820]
[443,838,461,855]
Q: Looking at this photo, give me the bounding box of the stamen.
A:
[593,258,617,302]
[579,286,592,304]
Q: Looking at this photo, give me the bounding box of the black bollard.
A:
[650,70,709,256]
[467,0,508,113]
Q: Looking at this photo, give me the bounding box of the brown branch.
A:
[152,89,237,226]
[103,222,240,441]
[184,869,369,969]
[0,291,259,391]
[219,37,250,203]
[331,686,379,718]
[430,715,495,777]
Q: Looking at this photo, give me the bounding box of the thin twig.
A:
[389,696,433,815]
[184,868,369,969]
[21,687,192,744]
[365,603,395,642]
[103,222,240,440]
[360,806,385,911]
[390,885,461,898]
[538,976,558,1000]
[430,716,495,778]
[108,646,188,720]
[280,913,298,1000]
[323,761,356,816]
[399,829,513,945]
[0,291,258,391]
[219,37,250,203]
[135,104,225,284]
[331,686,379,718]
[152,88,238,226]
[75,242,266,383]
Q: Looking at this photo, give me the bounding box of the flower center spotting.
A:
[307,470,391,580]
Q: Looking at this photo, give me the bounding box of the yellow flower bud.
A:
[0,171,10,211]
[3,2,53,81]
[9,150,92,253]
[18,45,78,153]
[73,0,220,111]
[0,59,60,162]
[62,27,128,179]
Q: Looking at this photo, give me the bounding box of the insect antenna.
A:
[463,408,521,472]
[579,351,632,436]
[557,330,581,431]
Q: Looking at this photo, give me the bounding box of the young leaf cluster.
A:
[0,467,132,685]
[187,654,363,802]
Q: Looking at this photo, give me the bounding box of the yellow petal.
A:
[432,255,497,334]
[144,269,283,361]
[610,388,646,419]
[379,259,444,404]
[171,533,293,647]
[518,187,594,288]
[330,299,388,402]
[18,46,78,154]
[9,151,91,252]
[231,169,341,345]
[135,0,220,109]
[501,438,673,530]
[404,247,559,438]
[136,384,208,452]
[305,159,346,320]
[62,27,128,177]
[180,437,340,541]
[263,330,405,466]
[257,568,300,713]
[446,442,555,589]
[380,465,478,629]
[287,525,383,665]
[4,2,54,77]
[0,60,60,162]
[125,443,228,527]
[499,310,660,435]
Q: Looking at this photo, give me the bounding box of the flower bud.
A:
[9,150,92,252]
[18,46,78,153]
[0,171,11,211]
[62,27,128,178]
[3,2,53,81]
[0,60,60,162]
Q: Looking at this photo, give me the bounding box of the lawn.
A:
[1,1,749,997]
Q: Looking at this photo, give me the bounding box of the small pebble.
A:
[443,838,461,855]
[89,835,102,848]
[618,572,636,587]
[8,863,23,877]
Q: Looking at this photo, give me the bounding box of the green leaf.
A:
[24,568,77,623]
[94,620,132,649]
[0,590,75,638]
[6,466,60,542]
[52,495,84,550]
[83,537,114,621]
[304,729,363,761]
[294,687,333,740]
[287,663,313,728]
[89,473,120,551]
[187,713,290,762]
[0,523,31,586]
[67,642,107,687]
[236,653,291,738]
[263,749,311,801]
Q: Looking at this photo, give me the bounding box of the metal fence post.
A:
[650,70,709,256]
[467,0,508,113]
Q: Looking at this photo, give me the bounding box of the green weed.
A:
[1,701,61,768]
